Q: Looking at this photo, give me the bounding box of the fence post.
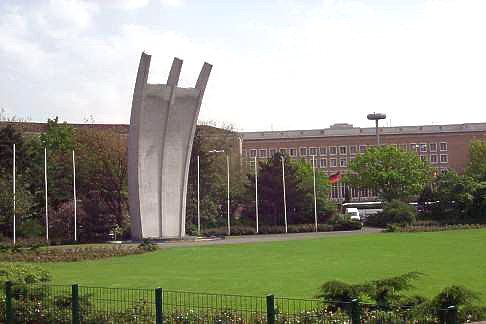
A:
[5,281,13,324]
[447,305,458,324]
[72,284,80,324]
[351,299,361,324]
[266,294,275,324]
[155,288,163,324]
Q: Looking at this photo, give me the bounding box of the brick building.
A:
[240,122,486,201]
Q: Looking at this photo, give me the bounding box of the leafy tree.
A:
[345,145,432,202]
[186,124,246,232]
[0,177,34,238]
[419,171,479,223]
[72,127,129,241]
[244,153,333,226]
[466,139,486,182]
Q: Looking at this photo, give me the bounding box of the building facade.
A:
[240,122,486,201]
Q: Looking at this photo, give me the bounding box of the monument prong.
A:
[128,54,212,240]
[167,57,183,86]
[195,62,212,94]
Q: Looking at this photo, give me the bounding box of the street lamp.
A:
[367,113,387,145]
[208,149,230,236]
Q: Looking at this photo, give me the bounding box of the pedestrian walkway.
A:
[157,226,382,249]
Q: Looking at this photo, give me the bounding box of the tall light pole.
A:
[367,113,387,145]
[208,150,230,236]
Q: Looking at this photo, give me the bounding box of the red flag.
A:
[329,172,341,184]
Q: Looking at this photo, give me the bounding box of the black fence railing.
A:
[1,282,460,323]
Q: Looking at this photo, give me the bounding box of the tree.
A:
[419,171,479,223]
[244,153,333,226]
[345,145,432,202]
[466,139,486,182]
[72,128,129,241]
[186,124,246,231]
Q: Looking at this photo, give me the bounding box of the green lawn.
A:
[43,229,486,302]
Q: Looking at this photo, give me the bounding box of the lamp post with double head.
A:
[367,113,387,145]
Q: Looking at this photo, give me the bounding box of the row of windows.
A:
[246,142,448,158]
[245,154,449,170]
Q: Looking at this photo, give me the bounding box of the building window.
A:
[409,143,418,152]
[269,148,277,157]
[340,158,347,167]
[259,149,267,158]
[279,148,288,155]
[429,143,437,152]
[440,142,448,151]
[309,147,318,156]
[399,144,407,151]
[339,146,347,155]
[299,147,308,156]
[440,168,448,175]
[420,155,427,162]
[330,158,337,167]
[359,145,366,153]
[320,158,327,168]
[289,148,297,156]
[349,145,357,155]
[430,154,438,164]
[420,143,427,152]
[440,154,448,163]
[329,146,337,155]
[250,149,257,158]
[319,146,327,155]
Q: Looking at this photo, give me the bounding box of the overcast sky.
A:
[1,0,485,131]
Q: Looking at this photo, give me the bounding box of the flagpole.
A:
[13,143,16,245]
[312,155,318,232]
[281,156,287,234]
[72,150,77,242]
[45,147,49,242]
[197,155,200,235]
[255,156,259,234]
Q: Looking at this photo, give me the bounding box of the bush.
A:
[432,285,479,308]
[201,222,361,236]
[365,200,416,227]
[0,262,51,285]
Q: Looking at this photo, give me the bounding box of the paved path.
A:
[157,227,382,249]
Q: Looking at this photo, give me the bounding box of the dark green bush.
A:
[202,222,360,236]
[366,200,416,227]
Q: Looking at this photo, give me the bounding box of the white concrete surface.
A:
[128,53,211,239]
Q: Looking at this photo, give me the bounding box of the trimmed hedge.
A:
[203,221,362,236]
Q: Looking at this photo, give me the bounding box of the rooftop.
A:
[240,122,486,140]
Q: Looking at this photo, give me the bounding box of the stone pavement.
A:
[156,226,382,249]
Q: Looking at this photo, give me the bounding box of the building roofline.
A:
[240,122,486,140]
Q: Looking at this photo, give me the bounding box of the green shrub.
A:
[0,262,51,285]
[432,285,479,308]
[366,200,416,227]
[138,240,158,252]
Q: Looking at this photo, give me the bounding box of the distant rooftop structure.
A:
[240,122,486,140]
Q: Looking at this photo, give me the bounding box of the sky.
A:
[1,0,485,132]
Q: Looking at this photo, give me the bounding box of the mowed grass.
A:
[43,229,486,303]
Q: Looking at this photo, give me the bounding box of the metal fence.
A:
[1,282,460,323]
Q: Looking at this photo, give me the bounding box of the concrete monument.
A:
[128,53,212,240]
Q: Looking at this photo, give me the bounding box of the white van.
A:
[345,208,360,221]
